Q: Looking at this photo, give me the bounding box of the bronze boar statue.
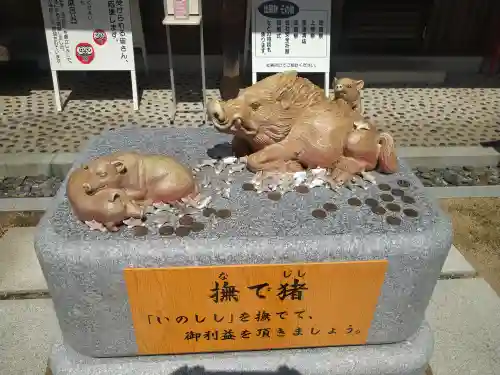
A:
[80,151,200,206]
[333,77,364,114]
[206,70,397,186]
[66,152,205,232]
[67,166,146,232]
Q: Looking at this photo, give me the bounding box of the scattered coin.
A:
[391,189,404,197]
[242,183,256,191]
[202,208,216,217]
[312,209,327,219]
[190,222,205,232]
[179,215,194,226]
[268,191,282,201]
[323,202,338,212]
[158,225,175,236]
[386,203,401,212]
[371,206,386,215]
[133,226,149,237]
[386,216,402,226]
[378,183,391,191]
[380,194,394,202]
[175,226,191,237]
[216,209,232,219]
[364,198,379,207]
[295,185,310,194]
[397,179,411,188]
[347,197,362,206]
[403,208,419,218]
[402,196,416,204]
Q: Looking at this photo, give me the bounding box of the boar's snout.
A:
[207,99,246,133]
[207,99,231,130]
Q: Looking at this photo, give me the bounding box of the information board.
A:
[124,260,388,355]
[251,0,331,80]
[39,0,138,111]
[40,0,135,71]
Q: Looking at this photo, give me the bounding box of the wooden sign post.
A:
[124,260,388,355]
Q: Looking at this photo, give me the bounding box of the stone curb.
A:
[0,153,74,179]
[0,147,500,179]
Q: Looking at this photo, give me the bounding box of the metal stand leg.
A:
[200,19,207,122]
[252,72,257,84]
[166,24,176,123]
[51,70,62,112]
[243,0,251,72]
[324,72,330,98]
[131,70,139,111]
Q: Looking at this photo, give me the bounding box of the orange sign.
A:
[124,260,388,355]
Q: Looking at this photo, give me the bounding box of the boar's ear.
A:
[108,191,121,202]
[356,80,365,91]
[111,160,127,174]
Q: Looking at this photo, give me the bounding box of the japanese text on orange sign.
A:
[124,261,388,355]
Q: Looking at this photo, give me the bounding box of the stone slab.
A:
[0,227,48,293]
[0,299,62,375]
[0,197,54,212]
[48,322,432,375]
[34,128,453,357]
[441,245,476,278]
[426,279,500,375]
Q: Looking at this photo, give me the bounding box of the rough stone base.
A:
[48,322,432,375]
[35,128,452,357]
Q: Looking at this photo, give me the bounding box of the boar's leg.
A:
[327,156,372,188]
[246,141,301,173]
[123,188,147,201]
[104,222,120,232]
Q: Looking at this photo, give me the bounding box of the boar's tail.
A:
[377,132,398,173]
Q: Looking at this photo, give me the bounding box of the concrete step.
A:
[426,278,500,375]
[0,227,476,295]
[0,227,47,293]
[0,299,61,375]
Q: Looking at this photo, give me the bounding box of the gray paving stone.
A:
[0,227,48,293]
[426,279,500,375]
[0,299,61,375]
[441,246,476,277]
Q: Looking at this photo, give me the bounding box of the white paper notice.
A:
[252,0,331,73]
[40,0,136,71]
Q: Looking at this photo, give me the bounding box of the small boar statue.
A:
[67,167,146,232]
[66,152,205,232]
[206,70,397,186]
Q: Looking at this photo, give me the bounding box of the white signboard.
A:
[251,0,331,94]
[40,0,138,110]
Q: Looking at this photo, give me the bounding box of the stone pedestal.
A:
[35,128,452,358]
[48,322,432,375]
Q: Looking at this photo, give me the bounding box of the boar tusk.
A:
[207,100,233,130]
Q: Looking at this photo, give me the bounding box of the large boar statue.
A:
[206,70,397,186]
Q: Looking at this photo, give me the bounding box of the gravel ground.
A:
[1,166,500,199]
[414,165,500,187]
